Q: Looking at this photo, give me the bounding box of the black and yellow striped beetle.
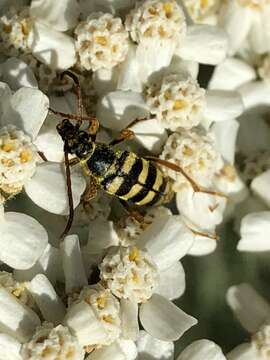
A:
[50,72,222,237]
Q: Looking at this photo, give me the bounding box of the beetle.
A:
[50,72,225,237]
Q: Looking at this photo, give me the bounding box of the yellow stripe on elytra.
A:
[106,176,125,195]
[135,191,156,206]
[120,183,143,200]
[138,159,149,184]
[122,153,137,174]
[152,168,163,192]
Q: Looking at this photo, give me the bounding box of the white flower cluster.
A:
[75,13,129,71]
[0,7,32,56]
[125,0,187,43]
[21,322,85,360]
[0,125,38,196]
[1,0,269,359]
[145,73,206,130]
[183,0,221,24]
[161,128,223,189]
[99,246,159,303]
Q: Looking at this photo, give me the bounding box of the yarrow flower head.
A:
[0,125,38,197]
[145,73,206,130]
[182,0,221,24]
[115,206,172,246]
[251,324,270,359]
[70,284,121,347]
[161,128,223,189]
[125,0,187,44]
[0,7,32,56]
[21,322,85,360]
[99,246,159,303]
[75,13,129,71]
[237,0,270,9]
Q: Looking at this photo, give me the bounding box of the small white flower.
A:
[160,128,223,188]
[218,0,270,55]
[145,73,206,130]
[125,0,187,44]
[136,331,226,360]
[182,0,221,25]
[21,322,85,360]
[68,284,122,347]
[0,125,38,196]
[115,206,171,247]
[99,246,159,303]
[0,2,76,71]
[0,7,32,57]
[226,284,270,360]
[0,271,34,308]
[75,13,129,71]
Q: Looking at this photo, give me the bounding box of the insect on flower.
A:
[49,72,225,238]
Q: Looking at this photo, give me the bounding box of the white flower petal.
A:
[0,82,12,121]
[209,58,256,91]
[238,212,270,252]
[64,301,108,346]
[169,56,199,79]
[136,39,175,84]
[27,274,66,325]
[86,341,126,360]
[86,218,119,254]
[177,339,226,360]
[0,212,48,270]
[0,333,22,360]
[117,44,142,93]
[14,244,63,285]
[2,87,49,140]
[249,11,270,54]
[226,283,270,333]
[97,91,149,131]
[0,287,40,342]
[205,90,244,123]
[233,195,268,235]
[60,235,88,294]
[176,187,227,231]
[121,299,139,341]
[131,118,167,154]
[178,25,228,65]
[211,120,239,164]
[24,162,86,215]
[137,330,174,360]
[227,343,257,360]
[93,68,119,97]
[218,1,252,55]
[238,81,270,110]
[117,339,137,360]
[187,235,217,256]
[1,58,38,91]
[251,170,270,208]
[137,214,194,271]
[156,261,185,300]
[30,0,79,31]
[28,21,76,70]
[140,294,197,341]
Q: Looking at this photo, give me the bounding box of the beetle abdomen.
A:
[86,144,172,206]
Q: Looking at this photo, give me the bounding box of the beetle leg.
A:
[109,117,148,146]
[144,156,227,199]
[119,200,145,223]
[81,176,99,212]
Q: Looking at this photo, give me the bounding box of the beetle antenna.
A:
[60,147,75,238]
